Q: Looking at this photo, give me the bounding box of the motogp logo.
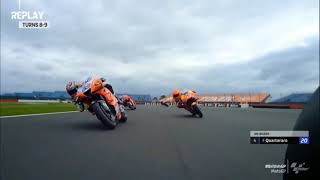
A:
[290,162,309,174]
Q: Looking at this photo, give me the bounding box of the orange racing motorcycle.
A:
[162,89,203,118]
[120,95,137,110]
[66,77,127,129]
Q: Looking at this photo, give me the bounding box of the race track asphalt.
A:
[0,105,301,180]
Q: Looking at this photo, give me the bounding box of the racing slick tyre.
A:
[192,105,203,118]
[129,105,136,110]
[91,102,117,129]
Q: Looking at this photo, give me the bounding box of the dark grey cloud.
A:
[196,38,319,99]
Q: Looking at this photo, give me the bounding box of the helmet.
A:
[66,81,78,96]
[172,89,181,98]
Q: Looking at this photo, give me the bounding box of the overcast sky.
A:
[1,0,319,98]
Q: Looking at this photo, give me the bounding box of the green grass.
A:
[0,102,77,116]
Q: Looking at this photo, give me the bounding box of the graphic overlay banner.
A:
[250,131,309,144]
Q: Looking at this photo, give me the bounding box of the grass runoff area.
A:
[0,102,76,116]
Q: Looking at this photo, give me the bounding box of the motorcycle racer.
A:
[66,77,122,120]
[165,88,203,117]
[120,95,136,110]
[172,89,196,110]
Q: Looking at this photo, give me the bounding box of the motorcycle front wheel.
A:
[129,105,136,110]
[91,102,117,129]
[192,104,203,118]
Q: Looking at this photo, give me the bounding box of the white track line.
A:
[0,111,79,118]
